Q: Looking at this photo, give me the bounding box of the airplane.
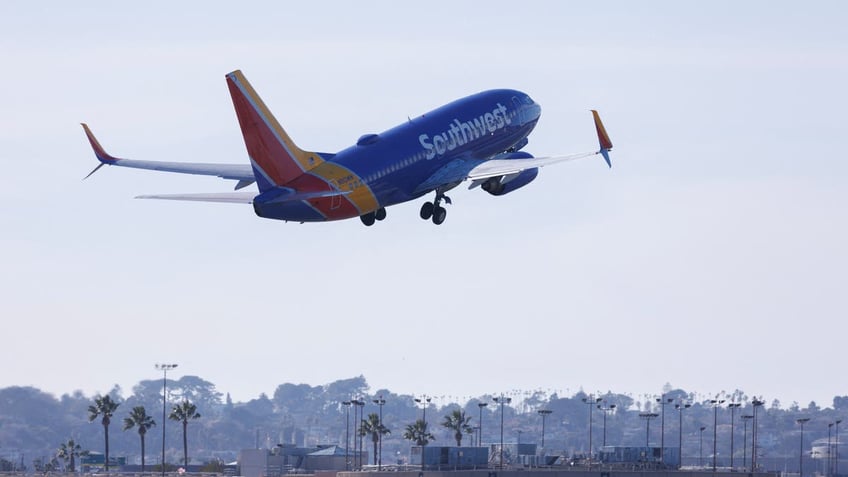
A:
[82,70,613,226]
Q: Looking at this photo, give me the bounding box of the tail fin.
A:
[591,110,613,168]
[226,70,324,191]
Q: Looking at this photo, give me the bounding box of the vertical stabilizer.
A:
[226,70,324,191]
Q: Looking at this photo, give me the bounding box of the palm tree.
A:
[123,406,156,471]
[441,409,473,446]
[88,394,120,471]
[359,412,390,465]
[403,419,435,446]
[169,400,201,467]
[56,438,88,472]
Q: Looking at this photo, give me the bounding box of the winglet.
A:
[591,110,613,168]
[80,123,120,179]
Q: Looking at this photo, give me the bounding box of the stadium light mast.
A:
[676,402,691,468]
[493,396,511,468]
[155,363,178,477]
[538,410,553,449]
[797,418,810,477]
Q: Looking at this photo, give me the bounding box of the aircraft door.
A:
[330,192,341,210]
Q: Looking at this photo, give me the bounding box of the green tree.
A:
[441,409,473,446]
[56,438,87,472]
[402,419,435,446]
[88,394,120,471]
[169,400,201,466]
[358,412,390,465]
[123,406,156,471]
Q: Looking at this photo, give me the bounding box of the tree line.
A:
[1,376,847,472]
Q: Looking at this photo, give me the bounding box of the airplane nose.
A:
[520,101,541,124]
[528,102,541,120]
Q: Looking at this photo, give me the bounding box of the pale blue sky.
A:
[1,1,846,408]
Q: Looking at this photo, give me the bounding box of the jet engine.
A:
[481,168,539,195]
[480,152,539,196]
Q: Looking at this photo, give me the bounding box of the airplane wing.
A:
[417,110,613,193]
[81,124,256,190]
[465,151,598,181]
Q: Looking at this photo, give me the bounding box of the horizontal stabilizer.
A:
[136,192,256,203]
[254,187,351,204]
[136,188,351,205]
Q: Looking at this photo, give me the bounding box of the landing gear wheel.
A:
[432,206,447,225]
[420,202,434,220]
[375,207,386,221]
[360,213,376,226]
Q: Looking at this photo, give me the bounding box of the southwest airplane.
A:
[82,70,613,226]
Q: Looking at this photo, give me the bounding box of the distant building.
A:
[409,446,489,470]
[811,437,848,460]
[489,443,538,467]
[80,452,126,472]
[598,446,680,468]
[239,445,365,477]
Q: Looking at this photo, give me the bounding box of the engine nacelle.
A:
[482,167,539,196]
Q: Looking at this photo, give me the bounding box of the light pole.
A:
[155,363,178,477]
[538,410,553,449]
[752,398,765,472]
[582,396,602,465]
[711,399,725,471]
[797,418,810,477]
[352,399,365,469]
[657,396,673,465]
[598,403,616,447]
[700,426,707,468]
[372,396,385,471]
[728,402,741,469]
[414,396,431,445]
[478,402,488,447]
[676,403,691,468]
[836,420,843,476]
[493,396,511,469]
[342,401,351,470]
[742,415,753,471]
[639,413,659,447]
[829,423,834,477]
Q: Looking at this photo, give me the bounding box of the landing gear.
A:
[375,207,386,221]
[360,207,386,226]
[360,213,376,226]
[432,206,447,225]
[420,190,451,225]
[419,202,434,220]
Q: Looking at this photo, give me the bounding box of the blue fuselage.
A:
[254,89,541,222]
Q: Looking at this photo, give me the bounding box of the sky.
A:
[1,1,846,409]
